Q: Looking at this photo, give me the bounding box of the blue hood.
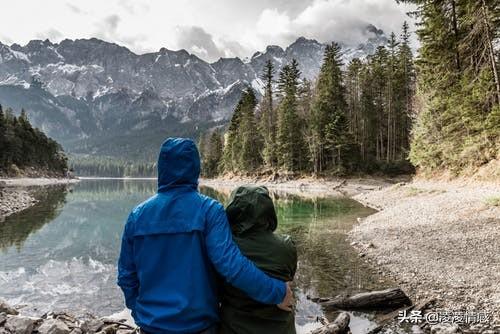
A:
[157,138,200,192]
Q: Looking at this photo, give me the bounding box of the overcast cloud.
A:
[0,0,416,62]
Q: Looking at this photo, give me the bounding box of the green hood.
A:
[226,186,277,236]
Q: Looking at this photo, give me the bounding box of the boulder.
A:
[0,300,19,315]
[81,319,105,333]
[0,313,7,326]
[5,316,35,334]
[37,319,71,334]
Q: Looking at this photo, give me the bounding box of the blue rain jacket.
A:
[117,138,286,334]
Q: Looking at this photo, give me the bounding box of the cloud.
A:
[36,28,63,41]
[119,0,149,14]
[175,26,247,62]
[95,15,121,40]
[66,3,83,14]
[0,0,416,62]
[0,35,14,45]
[246,0,415,50]
[105,15,120,32]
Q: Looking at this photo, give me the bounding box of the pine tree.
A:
[221,88,262,173]
[310,43,353,174]
[207,131,223,177]
[399,0,500,173]
[346,58,363,147]
[276,59,307,172]
[0,106,67,175]
[238,88,262,171]
[259,60,277,168]
[221,96,244,173]
[397,21,415,157]
[200,130,224,177]
[298,78,314,172]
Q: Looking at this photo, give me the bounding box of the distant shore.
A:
[200,175,408,197]
[0,177,79,219]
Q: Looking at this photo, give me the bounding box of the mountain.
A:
[0,26,388,160]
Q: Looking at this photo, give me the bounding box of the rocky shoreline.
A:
[349,179,500,333]
[0,300,135,334]
[0,178,79,220]
[0,187,38,219]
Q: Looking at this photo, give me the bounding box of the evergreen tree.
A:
[238,88,262,171]
[207,131,223,177]
[222,88,262,173]
[0,106,67,175]
[276,59,308,172]
[310,43,353,174]
[221,96,244,173]
[397,21,415,156]
[259,60,277,168]
[399,0,500,174]
[346,58,363,148]
[199,130,224,177]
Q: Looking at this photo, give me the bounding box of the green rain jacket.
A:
[220,186,298,334]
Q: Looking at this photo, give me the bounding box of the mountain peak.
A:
[265,45,285,54]
[292,36,320,45]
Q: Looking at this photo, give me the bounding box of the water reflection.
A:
[0,186,68,251]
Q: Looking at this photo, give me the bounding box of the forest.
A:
[199,22,416,177]
[201,0,500,178]
[400,0,499,175]
[0,105,68,176]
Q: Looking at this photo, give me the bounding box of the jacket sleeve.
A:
[117,212,139,313]
[204,202,286,304]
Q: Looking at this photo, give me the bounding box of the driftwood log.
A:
[318,288,411,311]
[310,312,350,334]
[367,298,437,334]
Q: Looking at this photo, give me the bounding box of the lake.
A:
[0,179,391,333]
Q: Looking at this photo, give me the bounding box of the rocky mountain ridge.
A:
[0,26,388,159]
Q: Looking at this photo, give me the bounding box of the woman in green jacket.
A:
[220,186,297,334]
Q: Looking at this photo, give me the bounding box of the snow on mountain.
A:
[0,27,388,158]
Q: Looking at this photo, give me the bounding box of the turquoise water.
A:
[0,179,390,333]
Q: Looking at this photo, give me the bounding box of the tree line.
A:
[0,105,68,176]
[399,0,499,174]
[199,22,416,177]
[70,156,157,177]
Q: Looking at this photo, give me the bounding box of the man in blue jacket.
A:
[117,138,293,334]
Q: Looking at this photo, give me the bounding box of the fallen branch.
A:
[319,288,411,311]
[310,312,350,334]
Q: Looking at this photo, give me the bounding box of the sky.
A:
[0,0,416,62]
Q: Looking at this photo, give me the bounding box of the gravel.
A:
[0,178,78,219]
[349,179,500,330]
[0,188,38,219]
